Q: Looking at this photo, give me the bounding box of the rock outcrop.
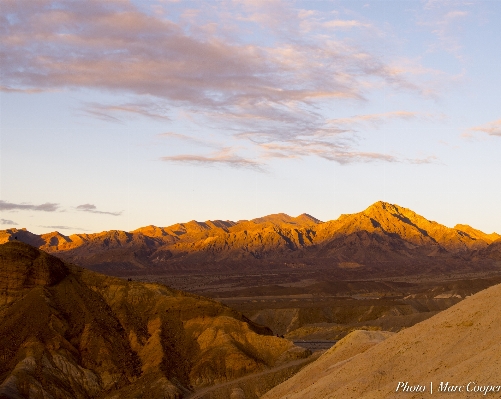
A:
[0,242,309,398]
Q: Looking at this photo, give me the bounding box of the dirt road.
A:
[186,352,321,399]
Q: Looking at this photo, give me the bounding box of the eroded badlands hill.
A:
[263,282,501,399]
[0,242,309,399]
[1,202,499,274]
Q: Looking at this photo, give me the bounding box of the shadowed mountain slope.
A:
[0,242,309,399]
[263,282,501,399]
[1,202,499,275]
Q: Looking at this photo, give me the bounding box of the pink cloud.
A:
[1,1,434,109]
[1,0,442,167]
[467,119,501,137]
[82,101,171,122]
[258,139,398,165]
[328,111,418,127]
[323,20,371,29]
[161,148,265,171]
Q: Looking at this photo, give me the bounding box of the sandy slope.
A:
[263,283,501,398]
[263,330,394,399]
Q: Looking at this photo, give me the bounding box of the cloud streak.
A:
[82,101,170,122]
[1,219,18,225]
[0,86,45,94]
[323,20,371,29]
[467,119,501,137]
[258,139,398,164]
[161,148,265,171]
[0,200,60,212]
[40,225,87,231]
[76,204,122,216]
[158,132,216,148]
[328,111,418,128]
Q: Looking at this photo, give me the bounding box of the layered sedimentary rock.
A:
[0,242,309,398]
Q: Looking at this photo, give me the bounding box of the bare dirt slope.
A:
[262,283,501,399]
[0,242,309,399]
[263,330,394,399]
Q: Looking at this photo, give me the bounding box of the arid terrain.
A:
[1,202,501,398]
[0,242,311,399]
[133,269,501,342]
[4,0,501,396]
[263,281,501,398]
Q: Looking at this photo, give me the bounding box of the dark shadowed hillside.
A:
[0,242,309,399]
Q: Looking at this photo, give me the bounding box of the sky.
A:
[0,0,500,235]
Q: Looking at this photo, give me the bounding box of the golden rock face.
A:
[0,242,309,398]
[0,201,499,274]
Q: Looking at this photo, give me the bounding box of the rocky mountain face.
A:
[1,202,499,274]
[0,242,309,399]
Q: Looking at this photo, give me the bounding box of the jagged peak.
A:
[98,229,130,235]
[293,213,322,224]
[252,213,294,224]
[455,224,501,243]
[132,225,171,238]
[363,201,436,225]
[133,224,158,230]
[364,201,402,214]
[250,213,322,227]
[206,220,236,230]
[40,231,69,238]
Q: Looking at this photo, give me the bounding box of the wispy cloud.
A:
[82,101,170,122]
[0,1,439,112]
[407,155,439,164]
[249,111,430,164]
[418,2,472,59]
[328,111,418,128]
[161,148,265,171]
[76,204,122,216]
[259,138,398,164]
[40,225,87,231]
[158,132,216,147]
[1,0,443,168]
[466,119,501,137]
[0,200,60,212]
[0,86,45,94]
[0,218,18,225]
[323,20,371,29]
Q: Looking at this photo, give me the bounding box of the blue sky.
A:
[1,0,500,235]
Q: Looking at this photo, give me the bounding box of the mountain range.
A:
[1,202,500,275]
